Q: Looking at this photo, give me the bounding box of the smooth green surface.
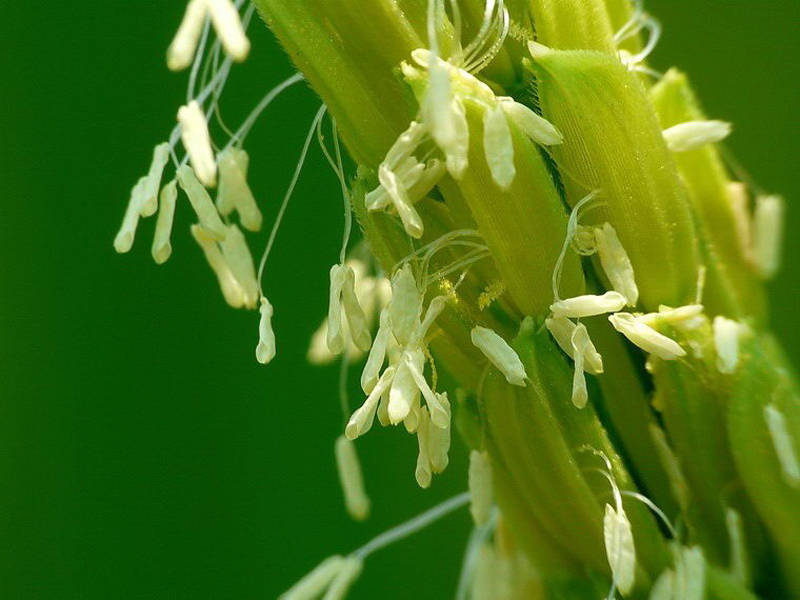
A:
[0,1,796,598]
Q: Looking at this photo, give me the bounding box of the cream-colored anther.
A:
[662,120,731,152]
[763,404,800,487]
[550,291,627,318]
[167,0,207,71]
[414,407,432,488]
[468,450,493,526]
[205,0,250,62]
[404,350,449,429]
[726,182,754,264]
[570,323,592,409]
[366,157,425,212]
[378,164,424,238]
[278,555,346,600]
[220,224,259,309]
[483,104,515,190]
[388,350,422,424]
[498,96,563,146]
[713,316,743,374]
[545,316,603,375]
[217,147,262,231]
[340,267,372,352]
[752,194,785,279]
[360,310,391,394]
[177,101,217,187]
[256,296,276,364]
[388,264,422,346]
[326,264,348,354]
[347,367,396,440]
[594,223,639,306]
[604,503,636,595]
[114,177,147,253]
[609,313,686,360]
[177,165,227,239]
[191,224,244,307]
[334,436,370,522]
[139,142,171,217]
[428,393,451,473]
[470,326,527,387]
[152,179,178,264]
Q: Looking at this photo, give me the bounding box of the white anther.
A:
[638,304,705,328]
[763,404,800,487]
[361,310,391,394]
[411,295,448,347]
[470,326,527,386]
[256,296,276,364]
[191,224,245,307]
[340,267,373,352]
[378,164,424,238]
[498,96,563,146]
[139,142,171,217]
[167,0,207,71]
[726,182,754,264]
[388,264,422,346]
[468,450,493,526]
[545,316,603,375]
[550,291,627,319]
[278,555,346,600]
[152,179,178,264]
[114,177,146,253]
[752,194,785,279]
[326,264,348,354]
[483,104,515,190]
[428,393,451,473]
[366,157,425,211]
[662,120,731,152]
[604,503,636,596]
[609,313,686,360]
[415,407,433,488]
[347,366,396,440]
[594,223,639,306]
[177,165,227,239]
[217,147,262,231]
[220,224,259,309]
[334,436,371,522]
[205,0,250,62]
[177,101,217,187]
[570,323,593,409]
[388,350,423,425]
[404,350,449,428]
[713,316,744,374]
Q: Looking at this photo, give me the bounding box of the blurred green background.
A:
[0,1,796,598]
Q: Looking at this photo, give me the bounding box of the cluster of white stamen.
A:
[168,0,250,71]
[366,0,562,238]
[662,120,732,153]
[308,259,391,365]
[344,264,453,487]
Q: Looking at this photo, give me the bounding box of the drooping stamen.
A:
[191,224,245,307]
[594,222,639,306]
[483,104,515,189]
[752,194,785,279]
[550,291,628,319]
[545,316,604,375]
[177,101,218,187]
[255,296,276,364]
[609,313,686,360]
[468,450,493,526]
[217,147,262,231]
[139,142,171,217]
[662,120,732,153]
[114,178,147,253]
[347,367,396,440]
[152,179,178,264]
[334,435,371,522]
[167,0,208,71]
[177,165,228,239]
[277,555,346,600]
[498,97,563,146]
[470,326,527,387]
[205,0,250,62]
[415,407,433,488]
[220,224,259,309]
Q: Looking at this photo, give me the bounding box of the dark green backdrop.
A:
[1,2,797,598]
